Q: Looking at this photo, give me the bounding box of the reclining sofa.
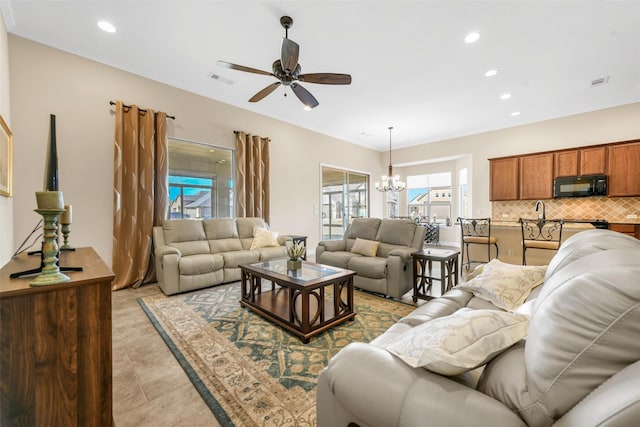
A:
[317,229,640,426]
[316,218,426,299]
[152,217,290,295]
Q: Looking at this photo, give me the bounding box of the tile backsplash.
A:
[492,197,640,223]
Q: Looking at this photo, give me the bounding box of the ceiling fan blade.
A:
[249,82,281,102]
[298,73,352,85]
[291,82,319,109]
[281,38,299,73]
[217,60,273,76]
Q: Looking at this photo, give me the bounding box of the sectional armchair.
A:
[317,229,640,426]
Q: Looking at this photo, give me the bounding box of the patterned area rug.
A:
[138,282,414,426]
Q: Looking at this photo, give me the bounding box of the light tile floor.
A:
[111,256,466,426]
[112,284,221,427]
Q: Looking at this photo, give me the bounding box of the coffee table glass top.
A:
[250,259,342,282]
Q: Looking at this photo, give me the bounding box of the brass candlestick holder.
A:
[30,208,71,286]
[60,204,73,250]
[60,223,73,250]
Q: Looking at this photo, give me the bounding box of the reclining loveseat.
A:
[316,218,426,299]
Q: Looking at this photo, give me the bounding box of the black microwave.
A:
[553,174,607,198]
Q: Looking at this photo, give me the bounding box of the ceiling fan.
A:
[217,16,352,110]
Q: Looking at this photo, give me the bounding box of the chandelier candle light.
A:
[375,126,406,192]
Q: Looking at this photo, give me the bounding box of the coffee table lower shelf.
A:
[240,261,356,343]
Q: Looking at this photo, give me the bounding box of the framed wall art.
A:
[0,115,13,197]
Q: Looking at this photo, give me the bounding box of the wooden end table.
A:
[411,247,460,302]
[240,259,355,343]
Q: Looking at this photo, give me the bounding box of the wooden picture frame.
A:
[0,115,13,197]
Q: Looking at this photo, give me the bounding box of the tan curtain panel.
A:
[112,101,168,290]
[235,131,270,223]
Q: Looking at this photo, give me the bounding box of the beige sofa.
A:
[316,218,426,299]
[317,229,640,426]
[152,217,290,295]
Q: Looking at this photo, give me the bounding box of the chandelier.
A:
[375,126,406,192]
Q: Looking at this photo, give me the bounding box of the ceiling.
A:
[3,1,640,151]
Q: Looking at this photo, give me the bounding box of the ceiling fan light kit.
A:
[375,127,406,193]
[217,16,351,109]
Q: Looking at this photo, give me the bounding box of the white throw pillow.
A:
[250,227,280,249]
[457,259,547,311]
[385,308,529,375]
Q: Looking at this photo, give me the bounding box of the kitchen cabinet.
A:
[580,146,607,175]
[519,153,554,200]
[554,150,579,177]
[609,223,640,239]
[608,141,640,197]
[490,157,519,201]
[554,146,606,177]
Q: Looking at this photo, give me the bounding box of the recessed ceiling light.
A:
[464,32,480,44]
[511,111,521,116]
[97,20,116,33]
[485,69,498,77]
[500,93,512,100]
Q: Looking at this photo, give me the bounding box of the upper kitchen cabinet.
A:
[554,150,579,177]
[490,157,519,201]
[581,146,607,175]
[608,141,640,197]
[520,153,554,200]
[554,146,607,177]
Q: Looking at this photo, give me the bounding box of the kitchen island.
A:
[463,220,594,266]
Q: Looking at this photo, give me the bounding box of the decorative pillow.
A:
[457,259,547,311]
[250,227,280,249]
[351,238,380,257]
[385,308,529,375]
[252,225,270,235]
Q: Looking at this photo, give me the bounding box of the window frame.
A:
[167,137,235,220]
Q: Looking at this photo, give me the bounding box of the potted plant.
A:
[286,241,306,270]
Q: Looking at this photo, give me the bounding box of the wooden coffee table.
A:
[240,259,356,343]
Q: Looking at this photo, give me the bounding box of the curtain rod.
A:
[109,101,175,120]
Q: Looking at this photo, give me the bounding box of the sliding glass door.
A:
[321,166,369,240]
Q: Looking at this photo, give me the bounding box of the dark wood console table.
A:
[0,247,115,426]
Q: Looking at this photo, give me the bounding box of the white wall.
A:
[0,15,12,266]
[392,103,640,219]
[8,36,384,266]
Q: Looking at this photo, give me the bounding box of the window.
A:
[321,166,369,240]
[168,138,233,219]
[407,172,452,223]
[459,168,469,218]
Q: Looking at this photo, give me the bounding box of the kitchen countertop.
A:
[491,220,594,229]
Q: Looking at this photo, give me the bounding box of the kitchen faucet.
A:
[535,200,546,220]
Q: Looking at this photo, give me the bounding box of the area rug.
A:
[138,282,414,426]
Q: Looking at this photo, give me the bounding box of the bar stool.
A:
[457,217,499,270]
[520,218,564,265]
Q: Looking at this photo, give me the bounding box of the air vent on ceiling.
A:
[209,73,234,85]
[590,76,609,87]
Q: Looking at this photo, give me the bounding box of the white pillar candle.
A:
[35,191,64,210]
[60,204,72,224]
